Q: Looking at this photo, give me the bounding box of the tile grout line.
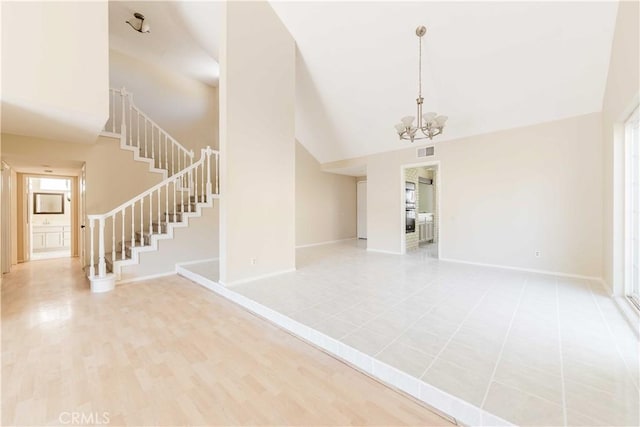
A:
[334,277,444,340]
[586,280,640,393]
[479,278,528,409]
[417,278,499,380]
[555,278,568,427]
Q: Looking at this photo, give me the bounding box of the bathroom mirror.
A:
[33,193,64,214]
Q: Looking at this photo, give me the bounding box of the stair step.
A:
[190,195,207,203]
[164,212,184,222]
[175,202,198,212]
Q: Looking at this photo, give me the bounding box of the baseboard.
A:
[439,257,603,282]
[600,279,614,296]
[221,267,297,287]
[116,270,176,285]
[178,265,512,427]
[175,257,219,268]
[296,237,356,249]
[366,248,403,255]
[612,296,640,339]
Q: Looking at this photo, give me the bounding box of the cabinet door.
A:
[32,233,46,249]
[45,232,63,248]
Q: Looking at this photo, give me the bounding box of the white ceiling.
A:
[271,1,619,163]
[109,1,221,86]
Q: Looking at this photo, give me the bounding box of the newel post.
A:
[89,218,95,278]
[98,218,106,277]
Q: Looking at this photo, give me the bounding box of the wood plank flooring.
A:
[1,258,452,426]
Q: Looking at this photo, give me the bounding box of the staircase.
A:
[88,88,220,292]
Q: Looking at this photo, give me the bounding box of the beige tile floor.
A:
[200,240,640,426]
[1,257,452,426]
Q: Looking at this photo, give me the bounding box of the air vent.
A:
[417,146,435,158]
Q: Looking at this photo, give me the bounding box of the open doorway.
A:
[401,162,440,258]
[28,177,72,260]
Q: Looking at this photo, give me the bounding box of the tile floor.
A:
[183,240,639,426]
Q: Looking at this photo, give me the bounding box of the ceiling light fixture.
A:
[395,26,447,142]
[126,12,150,34]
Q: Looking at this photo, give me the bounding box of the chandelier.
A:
[394,26,447,142]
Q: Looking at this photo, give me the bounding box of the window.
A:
[626,107,640,308]
[39,178,69,191]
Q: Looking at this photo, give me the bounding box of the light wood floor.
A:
[1,258,453,426]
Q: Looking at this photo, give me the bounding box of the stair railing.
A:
[104,87,195,176]
[86,147,219,280]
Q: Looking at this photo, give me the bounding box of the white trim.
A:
[440,257,602,282]
[296,237,355,249]
[116,270,175,285]
[613,296,640,339]
[177,266,512,427]
[601,279,614,296]
[366,248,402,255]
[175,257,219,267]
[222,267,297,286]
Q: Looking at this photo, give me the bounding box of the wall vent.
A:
[417,146,435,158]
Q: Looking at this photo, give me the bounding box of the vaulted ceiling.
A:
[106,1,619,164]
[270,1,619,163]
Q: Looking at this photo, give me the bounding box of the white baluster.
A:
[148,192,152,238]
[156,187,160,234]
[120,88,127,144]
[207,149,213,196]
[144,119,148,157]
[152,126,156,165]
[131,203,135,248]
[140,198,144,245]
[89,218,95,278]
[121,209,125,260]
[111,215,115,264]
[165,137,169,171]
[200,155,205,202]
[164,182,168,228]
[158,133,162,170]
[98,218,106,277]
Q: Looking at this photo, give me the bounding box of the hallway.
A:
[1,258,451,426]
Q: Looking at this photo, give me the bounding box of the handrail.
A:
[88,147,217,220]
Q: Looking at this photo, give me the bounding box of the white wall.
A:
[324,113,603,278]
[109,50,218,152]
[219,1,296,284]
[296,142,356,247]
[1,1,109,143]
[602,0,640,294]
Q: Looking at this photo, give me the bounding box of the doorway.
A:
[401,162,440,258]
[28,177,72,260]
[357,180,367,240]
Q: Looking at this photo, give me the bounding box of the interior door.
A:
[79,164,86,269]
[1,162,11,274]
[357,181,367,239]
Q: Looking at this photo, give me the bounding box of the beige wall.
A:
[602,0,640,294]
[324,113,603,278]
[120,205,219,281]
[2,134,164,265]
[220,1,296,284]
[1,1,109,143]
[296,142,356,247]
[109,50,218,152]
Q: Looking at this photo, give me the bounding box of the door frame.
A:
[357,180,367,240]
[400,160,441,256]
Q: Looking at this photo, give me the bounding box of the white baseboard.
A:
[117,270,176,285]
[221,267,297,287]
[175,257,219,268]
[296,237,356,249]
[439,257,603,282]
[366,248,403,255]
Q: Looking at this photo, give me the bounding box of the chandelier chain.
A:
[418,34,422,98]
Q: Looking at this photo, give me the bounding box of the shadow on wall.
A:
[295,47,346,161]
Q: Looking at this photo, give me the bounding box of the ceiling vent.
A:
[417,146,435,158]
